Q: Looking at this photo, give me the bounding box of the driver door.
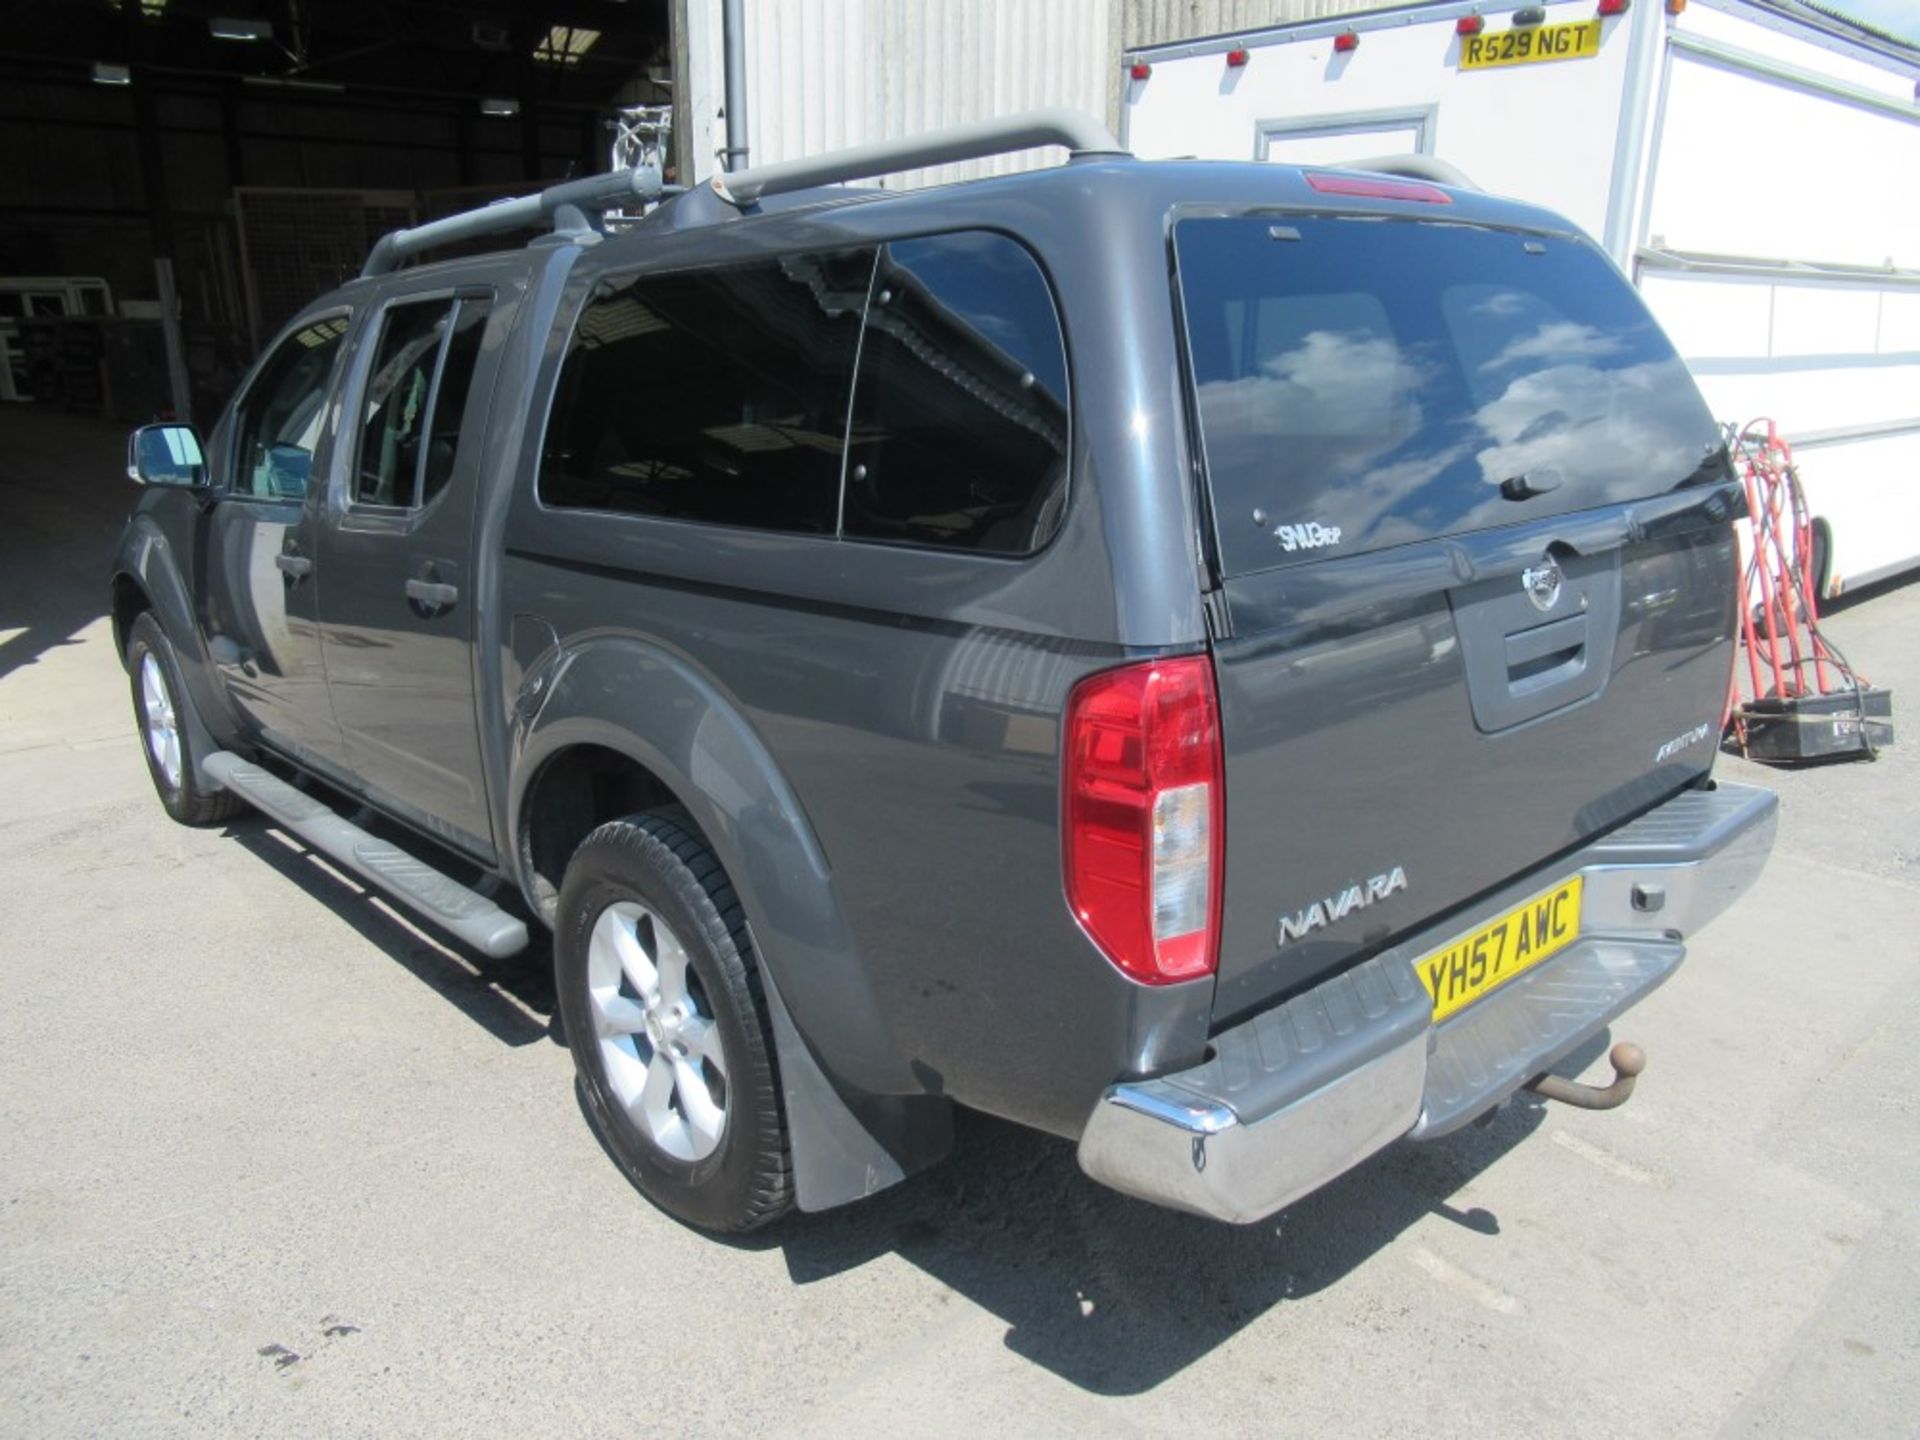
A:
[199,311,354,770]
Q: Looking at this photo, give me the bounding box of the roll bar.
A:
[709,107,1126,207]
[357,110,1141,274]
[360,165,666,278]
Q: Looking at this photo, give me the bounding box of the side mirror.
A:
[127,422,208,489]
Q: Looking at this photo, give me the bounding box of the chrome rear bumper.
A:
[1076,781,1777,1224]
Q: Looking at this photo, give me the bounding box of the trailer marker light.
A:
[1306,172,1453,204]
[1456,13,1485,34]
[1666,0,1687,11]
[1129,61,1152,80]
[1333,30,1360,51]
[1597,0,1630,14]
[1226,47,1250,67]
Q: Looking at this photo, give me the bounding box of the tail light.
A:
[1064,656,1224,984]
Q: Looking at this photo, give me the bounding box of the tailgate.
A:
[1174,211,1741,1021]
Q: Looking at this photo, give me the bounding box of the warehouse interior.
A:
[0,0,673,424]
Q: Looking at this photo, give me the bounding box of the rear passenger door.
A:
[313,269,517,855]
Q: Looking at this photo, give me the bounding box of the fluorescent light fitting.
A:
[210,16,273,41]
[92,62,133,85]
[533,25,600,64]
[241,74,345,92]
[479,97,520,117]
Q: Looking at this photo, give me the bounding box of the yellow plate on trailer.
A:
[1459,18,1603,70]
[1416,875,1583,1023]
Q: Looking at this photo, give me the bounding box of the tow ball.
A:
[1527,1042,1646,1111]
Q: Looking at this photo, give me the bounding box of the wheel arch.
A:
[510,636,952,1210]
[111,517,243,785]
[110,570,150,662]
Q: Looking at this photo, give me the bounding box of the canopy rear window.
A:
[1175,217,1727,577]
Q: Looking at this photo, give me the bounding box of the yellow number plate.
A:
[1459,18,1603,70]
[1416,875,1583,1022]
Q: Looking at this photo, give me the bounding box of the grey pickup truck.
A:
[113,111,1775,1233]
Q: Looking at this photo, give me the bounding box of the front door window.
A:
[231,316,349,499]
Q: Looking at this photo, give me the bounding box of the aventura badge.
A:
[1277,866,1408,947]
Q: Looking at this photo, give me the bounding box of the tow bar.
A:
[1528,1042,1645,1111]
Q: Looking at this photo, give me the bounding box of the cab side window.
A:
[231,316,349,500]
[353,296,493,510]
[843,233,1070,555]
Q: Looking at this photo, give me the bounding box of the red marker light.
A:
[1225,47,1249,67]
[1333,30,1360,51]
[1456,13,1485,33]
[1306,172,1453,204]
[1129,61,1152,80]
[1597,0,1630,13]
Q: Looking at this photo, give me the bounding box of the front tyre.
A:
[555,809,793,1232]
[125,611,241,827]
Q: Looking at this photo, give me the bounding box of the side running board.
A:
[203,752,529,959]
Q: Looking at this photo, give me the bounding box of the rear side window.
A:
[355,303,448,507]
[1176,217,1727,576]
[352,295,492,510]
[540,251,874,535]
[844,233,1069,555]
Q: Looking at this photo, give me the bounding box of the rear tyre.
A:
[555,809,793,1232]
[126,612,241,827]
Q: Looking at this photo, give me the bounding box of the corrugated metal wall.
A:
[1124,0,1403,50]
[703,0,1404,187]
[736,0,1122,188]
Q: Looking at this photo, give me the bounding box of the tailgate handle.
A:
[1504,614,1587,694]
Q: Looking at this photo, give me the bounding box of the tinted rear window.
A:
[844,232,1070,555]
[539,251,873,535]
[1176,217,1726,576]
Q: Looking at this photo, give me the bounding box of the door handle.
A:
[275,553,312,579]
[405,578,459,607]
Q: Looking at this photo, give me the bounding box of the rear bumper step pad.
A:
[204,752,528,959]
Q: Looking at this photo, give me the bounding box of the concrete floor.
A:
[2,406,1916,1437]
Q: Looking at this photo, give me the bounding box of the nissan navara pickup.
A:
[112,111,1776,1232]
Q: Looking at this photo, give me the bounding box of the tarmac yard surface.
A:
[2,408,1916,1436]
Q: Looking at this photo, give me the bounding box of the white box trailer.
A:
[1123,0,1920,597]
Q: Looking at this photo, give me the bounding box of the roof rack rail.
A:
[709,107,1126,207]
[361,164,668,278]
[1342,154,1480,191]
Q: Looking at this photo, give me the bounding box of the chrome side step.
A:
[203,751,529,958]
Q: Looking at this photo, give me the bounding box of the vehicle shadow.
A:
[224,817,557,1048]
[746,1095,1552,1395]
[216,765,1593,1397]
